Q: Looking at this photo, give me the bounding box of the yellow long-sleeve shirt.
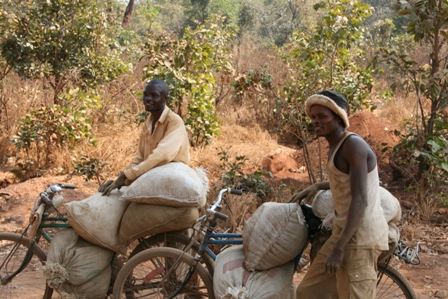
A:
[123,106,190,182]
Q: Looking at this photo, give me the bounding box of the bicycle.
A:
[0,184,206,299]
[112,187,420,299]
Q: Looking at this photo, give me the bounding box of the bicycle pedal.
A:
[394,241,421,265]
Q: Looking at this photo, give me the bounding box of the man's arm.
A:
[325,137,370,273]
[289,181,330,204]
[123,121,189,181]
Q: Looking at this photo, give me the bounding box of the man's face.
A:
[143,83,167,112]
[309,105,343,136]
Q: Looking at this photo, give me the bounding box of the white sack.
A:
[388,222,400,246]
[57,263,112,299]
[311,187,402,223]
[311,190,333,219]
[121,162,208,208]
[42,228,114,288]
[379,187,402,223]
[243,202,307,271]
[213,245,294,299]
[64,188,129,255]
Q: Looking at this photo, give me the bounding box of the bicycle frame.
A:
[200,232,242,260]
[38,216,71,242]
[198,230,306,271]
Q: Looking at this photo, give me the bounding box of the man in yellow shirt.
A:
[100,79,190,196]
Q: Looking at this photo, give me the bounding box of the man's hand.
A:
[289,181,329,204]
[99,180,114,192]
[289,185,319,204]
[325,247,344,274]
[100,173,127,196]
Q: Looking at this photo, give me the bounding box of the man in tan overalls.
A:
[294,90,389,298]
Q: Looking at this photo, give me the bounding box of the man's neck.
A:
[150,105,166,123]
[325,128,347,147]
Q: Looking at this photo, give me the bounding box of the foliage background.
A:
[0,0,446,221]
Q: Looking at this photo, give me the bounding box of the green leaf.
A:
[441,163,448,173]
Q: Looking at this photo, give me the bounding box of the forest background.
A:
[0,0,447,296]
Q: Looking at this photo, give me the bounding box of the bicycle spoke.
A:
[376,264,416,299]
[0,233,52,299]
[114,248,213,299]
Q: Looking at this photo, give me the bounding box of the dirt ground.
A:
[1,111,447,298]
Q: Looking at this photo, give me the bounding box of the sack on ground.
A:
[121,162,208,208]
[118,203,199,246]
[64,188,129,255]
[243,202,307,271]
[213,245,295,299]
[56,263,111,299]
[41,228,114,288]
[311,187,402,223]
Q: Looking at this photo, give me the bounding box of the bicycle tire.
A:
[0,232,53,299]
[130,232,215,276]
[113,247,214,299]
[377,263,417,299]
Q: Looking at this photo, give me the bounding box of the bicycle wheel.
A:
[131,232,215,276]
[0,232,53,299]
[114,247,214,299]
[376,263,417,299]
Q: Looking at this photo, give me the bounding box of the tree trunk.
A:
[122,0,135,28]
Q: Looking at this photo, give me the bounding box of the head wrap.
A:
[305,90,350,128]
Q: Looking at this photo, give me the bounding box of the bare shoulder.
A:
[343,134,371,155]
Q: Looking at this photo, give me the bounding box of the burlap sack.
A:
[121,162,208,208]
[118,203,199,246]
[42,228,114,288]
[243,202,308,271]
[57,264,111,299]
[64,188,129,255]
[213,245,295,299]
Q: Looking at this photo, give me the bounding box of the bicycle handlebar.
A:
[229,188,243,195]
[207,188,243,216]
[41,184,76,200]
[58,184,76,189]
[35,183,76,211]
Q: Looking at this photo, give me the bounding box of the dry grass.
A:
[82,123,140,175]
[204,181,259,233]
[190,106,287,179]
[399,220,426,247]
[372,79,416,131]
